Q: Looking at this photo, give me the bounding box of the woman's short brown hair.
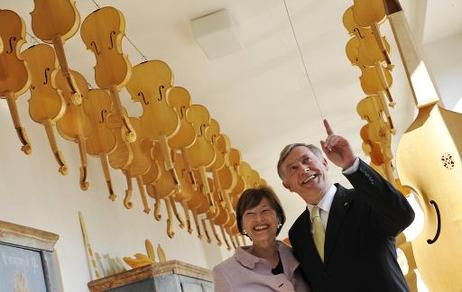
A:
[236,187,286,237]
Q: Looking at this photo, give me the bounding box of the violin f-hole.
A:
[158,85,165,101]
[90,41,102,55]
[138,91,149,105]
[427,200,441,245]
[7,36,17,54]
[353,28,364,39]
[99,109,108,123]
[199,124,207,137]
[179,106,186,119]
[43,68,51,85]
[109,31,116,49]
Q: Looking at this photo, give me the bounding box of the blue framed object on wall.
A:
[0,220,63,292]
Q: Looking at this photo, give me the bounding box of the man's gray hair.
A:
[277,143,323,179]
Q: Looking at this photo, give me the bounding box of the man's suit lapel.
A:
[324,184,352,264]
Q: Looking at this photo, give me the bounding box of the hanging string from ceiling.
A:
[26,31,40,45]
[89,0,148,62]
[281,0,325,120]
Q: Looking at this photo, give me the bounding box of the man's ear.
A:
[282,180,291,191]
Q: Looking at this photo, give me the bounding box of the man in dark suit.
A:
[277,120,415,292]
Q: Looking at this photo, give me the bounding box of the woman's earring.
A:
[242,230,247,235]
[277,223,282,228]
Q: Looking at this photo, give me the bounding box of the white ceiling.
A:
[3,0,462,227]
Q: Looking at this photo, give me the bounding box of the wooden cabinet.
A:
[0,220,63,292]
[88,260,213,292]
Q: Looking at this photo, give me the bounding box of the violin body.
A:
[22,44,68,173]
[185,105,216,169]
[396,105,462,291]
[150,143,176,199]
[55,69,91,189]
[122,117,151,213]
[353,0,386,27]
[108,110,133,170]
[125,117,150,177]
[84,89,118,200]
[215,134,237,213]
[360,66,392,96]
[30,0,80,42]
[55,69,91,142]
[83,89,116,156]
[352,0,392,67]
[239,161,261,189]
[0,10,30,97]
[228,148,246,209]
[184,104,216,212]
[23,44,65,124]
[0,9,32,154]
[167,86,196,150]
[126,60,181,187]
[80,6,131,90]
[127,60,178,137]
[81,6,135,142]
[346,27,390,68]
[141,140,160,185]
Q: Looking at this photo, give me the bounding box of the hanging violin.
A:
[125,60,181,190]
[0,9,32,154]
[166,86,198,189]
[83,89,118,200]
[22,44,67,173]
[31,0,83,106]
[55,69,92,190]
[80,6,136,143]
[121,117,151,214]
[184,104,217,213]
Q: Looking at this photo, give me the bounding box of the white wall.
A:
[424,33,462,112]
[0,96,231,292]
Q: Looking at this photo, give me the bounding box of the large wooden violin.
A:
[384,0,462,290]
[0,9,32,154]
[83,89,117,200]
[22,44,67,174]
[31,0,83,106]
[80,6,136,143]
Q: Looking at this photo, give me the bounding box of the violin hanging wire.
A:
[89,0,148,62]
[26,32,40,45]
[281,0,324,120]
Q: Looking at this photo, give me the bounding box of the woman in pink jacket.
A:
[213,187,310,291]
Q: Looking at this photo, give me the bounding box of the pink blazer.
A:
[213,241,310,292]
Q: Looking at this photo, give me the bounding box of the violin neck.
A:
[383,0,439,108]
